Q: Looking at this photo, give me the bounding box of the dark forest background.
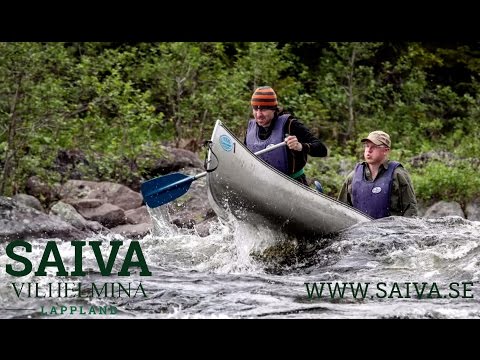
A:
[1,42,479,207]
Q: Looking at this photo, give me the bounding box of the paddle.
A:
[141,141,287,208]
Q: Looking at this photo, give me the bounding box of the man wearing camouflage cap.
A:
[338,130,418,219]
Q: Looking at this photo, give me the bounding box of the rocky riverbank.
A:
[1,147,479,242]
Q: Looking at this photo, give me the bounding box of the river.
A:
[1,207,479,318]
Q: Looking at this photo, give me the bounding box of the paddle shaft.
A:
[194,141,287,181]
[253,141,287,156]
[141,141,288,208]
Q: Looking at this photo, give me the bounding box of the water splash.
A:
[2,214,480,318]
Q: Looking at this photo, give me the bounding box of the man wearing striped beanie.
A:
[245,86,328,186]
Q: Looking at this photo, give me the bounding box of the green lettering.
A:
[11,283,25,297]
[92,283,108,297]
[35,241,67,276]
[6,240,32,276]
[428,283,441,298]
[463,282,474,298]
[304,283,323,298]
[449,282,460,298]
[134,283,148,297]
[327,282,347,298]
[388,283,403,298]
[376,282,387,298]
[350,282,369,299]
[71,241,87,276]
[118,241,152,276]
[413,282,428,299]
[90,241,122,276]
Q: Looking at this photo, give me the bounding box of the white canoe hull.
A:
[206,120,371,239]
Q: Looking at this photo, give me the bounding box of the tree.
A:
[0,42,76,195]
[314,42,382,146]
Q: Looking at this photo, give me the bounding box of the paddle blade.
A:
[141,172,194,208]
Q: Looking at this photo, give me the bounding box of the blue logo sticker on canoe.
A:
[219,135,233,152]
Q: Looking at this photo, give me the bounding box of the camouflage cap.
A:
[361,130,391,148]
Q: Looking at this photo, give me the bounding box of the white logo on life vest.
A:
[372,186,382,194]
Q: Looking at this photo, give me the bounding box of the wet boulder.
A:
[59,180,143,211]
[0,196,89,242]
[424,201,465,218]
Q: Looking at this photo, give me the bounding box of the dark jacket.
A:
[244,112,328,177]
[338,159,418,217]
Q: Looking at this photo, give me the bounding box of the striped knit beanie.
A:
[251,86,278,109]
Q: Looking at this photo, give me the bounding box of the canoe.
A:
[206,120,371,239]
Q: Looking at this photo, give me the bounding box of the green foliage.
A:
[0,42,75,195]
[305,153,358,198]
[312,42,382,143]
[1,41,480,207]
[411,161,480,205]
